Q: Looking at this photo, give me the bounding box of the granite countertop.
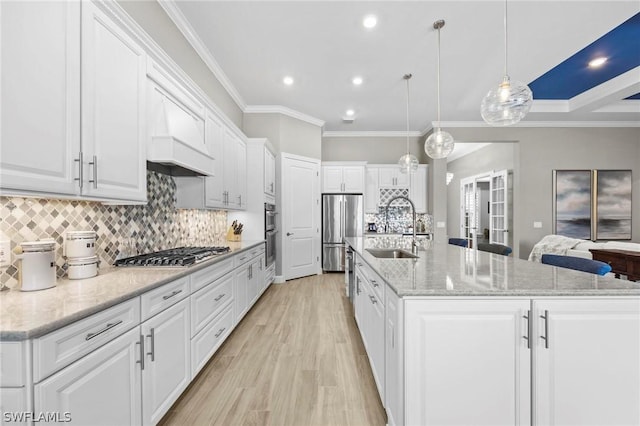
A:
[0,240,265,341]
[345,236,640,297]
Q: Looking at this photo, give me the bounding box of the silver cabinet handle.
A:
[540,310,549,349]
[238,195,242,206]
[369,295,377,304]
[74,152,84,189]
[89,155,98,188]
[162,289,182,300]
[214,293,226,302]
[146,328,155,361]
[523,310,531,349]
[286,232,294,236]
[85,320,123,341]
[136,334,145,370]
[214,327,226,338]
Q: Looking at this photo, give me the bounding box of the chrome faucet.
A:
[385,195,419,255]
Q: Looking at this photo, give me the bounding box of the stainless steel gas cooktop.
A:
[114,246,231,267]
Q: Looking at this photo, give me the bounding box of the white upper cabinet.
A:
[81,1,147,201]
[321,163,365,193]
[365,167,380,213]
[378,166,409,188]
[365,165,428,213]
[0,1,81,196]
[0,1,147,202]
[204,110,225,207]
[264,148,276,198]
[222,130,247,210]
[410,165,428,213]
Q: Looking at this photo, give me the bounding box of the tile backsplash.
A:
[366,206,433,234]
[0,171,226,288]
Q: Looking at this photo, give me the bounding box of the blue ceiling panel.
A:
[529,12,640,100]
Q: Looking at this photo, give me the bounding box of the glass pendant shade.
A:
[398,153,419,174]
[424,128,454,160]
[480,75,533,126]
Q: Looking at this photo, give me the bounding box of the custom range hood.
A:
[147,64,215,177]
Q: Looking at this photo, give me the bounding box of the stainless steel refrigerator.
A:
[322,194,363,272]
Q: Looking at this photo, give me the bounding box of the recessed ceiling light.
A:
[588,57,607,68]
[352,76,363,86]
[283,76,294,85]
[363,15,377,29]
[346,109,355,117]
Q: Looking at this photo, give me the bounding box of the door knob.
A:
[286,232,294,236]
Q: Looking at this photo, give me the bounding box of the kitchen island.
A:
[345,236,640,426]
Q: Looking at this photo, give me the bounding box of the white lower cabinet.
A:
[405,299,531,426]
[141,298,190,426]
[392,296,640,426]
[354,260,385,403]
[35,327,142,426]
[235,263,250,323]
[533,298,640,426]
[1,388,28,425]
[191,305,234,378]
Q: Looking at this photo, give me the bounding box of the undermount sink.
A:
[366,248,419,259]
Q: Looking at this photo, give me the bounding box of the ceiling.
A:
[168,1,640,133]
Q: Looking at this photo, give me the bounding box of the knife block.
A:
[226,227,241,242]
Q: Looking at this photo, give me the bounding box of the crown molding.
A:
[322,130,424,138]
[158,0,247,110]
[437,120,640,128]
[244,105,325,128]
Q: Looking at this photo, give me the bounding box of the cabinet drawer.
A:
[190,257,234,293]
[191,305,234,378]
[190,272,234,336]
[265,263,275,286]
[235,245,265,267]
[0,341,27,386]
[33,298,140,382]
[357,260,384,304]
[141,276,189,321]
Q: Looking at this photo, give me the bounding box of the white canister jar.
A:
[64,231,97,258]
[16,240,57,292]
[67,256,99,280]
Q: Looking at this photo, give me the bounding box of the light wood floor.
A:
[159,273,386,426]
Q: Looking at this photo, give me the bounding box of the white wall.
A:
[243,113,322,159]
[322,136,427,164]
[117,0,243,128]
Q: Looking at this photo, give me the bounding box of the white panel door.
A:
[0,1,81,195]
[405,299,531,426]
[490,170,510,245]
[35,327,142,426]
[81,1,146,201]
[533,298,640,426]
[234,264,249,322]
[342,166,364,193]
[204,110,225,208]
[322,166,343,193]
[283,155,320,280]
[141,298,190,426]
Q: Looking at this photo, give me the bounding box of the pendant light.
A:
[480,0,533,126]
[398,73,419,174]
[425,19,454,160]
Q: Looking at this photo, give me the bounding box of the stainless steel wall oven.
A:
[265,203,276,266]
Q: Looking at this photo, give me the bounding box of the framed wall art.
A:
[553,170,593,240]
[595,170,632,240]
